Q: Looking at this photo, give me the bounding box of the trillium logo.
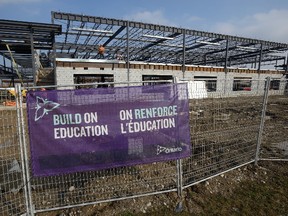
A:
[156,145,182,155]
[35,97,60,121]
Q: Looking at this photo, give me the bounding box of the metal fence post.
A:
[255,77,270,165]
[15,84,34,215]
[15,84,30,215]
[174,76,184,212]
[175,159,184,212]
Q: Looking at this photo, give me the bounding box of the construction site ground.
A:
[37,161,288,216]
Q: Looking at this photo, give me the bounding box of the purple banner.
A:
[26,84,191,176]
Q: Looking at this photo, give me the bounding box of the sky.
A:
[1,0,288,43]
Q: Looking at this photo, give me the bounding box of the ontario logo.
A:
[34,96,60,121]
[156,145,182,155]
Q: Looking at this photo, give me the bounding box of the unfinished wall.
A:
[55,60,285,94]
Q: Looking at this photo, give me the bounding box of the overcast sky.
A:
[1,0,288,43]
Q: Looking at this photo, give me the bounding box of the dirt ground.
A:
[39,161,288,216]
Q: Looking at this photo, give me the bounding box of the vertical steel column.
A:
[30,30,37,86]
[3,54,6,68]
[126,21,130,83]
[182,31,186,79]
[254,57,257,69]
[51,11,54,24]
[51,32,57,86]
[285,53,288,74]
[224,39,229,69]
[51,13,57,86]
[285,54,288,95]
[10,56,13,75]
[257,44,263,71]
[255,76,270,165]
[15,84,34,215]
[224,39,229,95]
[256,44,263,94]
[1,55,5,86]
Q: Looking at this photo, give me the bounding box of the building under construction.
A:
[1,11,288,216]
[1,11,288,92]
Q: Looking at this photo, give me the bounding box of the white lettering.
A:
[53,113,82,126]
[120,118,175,134]
[54,125,109,139]
[84,112,98,123]
[120,109,133,120]
[133,105,177,119]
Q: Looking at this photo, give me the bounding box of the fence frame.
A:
[257,78,288,162]
[255,77,270,165]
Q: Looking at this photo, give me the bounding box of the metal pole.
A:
[10,57,13,74]
[224,39,229,95]
[257,44,263,72]
[51,32,57,86]
[175,158,183,213]
[15,84,34,215]
[256,44,263,94]
[224,39,229,69]
[126,21,130,84]
[51,12,57,86]
[176,145,183,197]
[3,54,6,68]
[255,76,270,165]
[174,77,184,212]
[51,11,55,24]
[30,30,37,86]
[285,53,288,74]
[20,87,35,215]
[285,54,288,95]
[182,31,186,79]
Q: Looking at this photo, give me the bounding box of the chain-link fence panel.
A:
[260,79,288,160]
[30,162,177,213]
[0,88,27,216]
[21,83,181,214]
[182,79,265,188]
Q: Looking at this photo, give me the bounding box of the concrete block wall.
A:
[55,60,285,94]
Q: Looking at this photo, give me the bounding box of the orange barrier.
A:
[3,101,16,106]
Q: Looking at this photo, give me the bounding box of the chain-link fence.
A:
[0,87,27,216]
[259,79,288,161]
[0,78,287,215]
[182,78,265,188]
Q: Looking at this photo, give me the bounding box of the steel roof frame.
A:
[52,11,288,69]
[0,19,61,83]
